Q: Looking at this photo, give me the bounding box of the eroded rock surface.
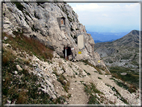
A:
[2,0,108,72]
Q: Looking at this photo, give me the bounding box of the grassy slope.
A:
[3,32,53,61]
[2,32,68,104]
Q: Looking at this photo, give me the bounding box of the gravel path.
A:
[67,62,99,104]
[66,62,140,105]
[67,79,88,104]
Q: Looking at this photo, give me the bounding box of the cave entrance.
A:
[63,46,72,60]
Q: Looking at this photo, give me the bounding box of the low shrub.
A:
[112,87,128,104]
[98,77,102,79]
[13,2,25,11]
[2,49,16,66]
[88,95,100,104]
[105,83,128,104]
[53,71,70,92]
[83,83,103,104]
[83,70,91,75]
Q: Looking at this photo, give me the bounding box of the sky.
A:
[68,3,140,33]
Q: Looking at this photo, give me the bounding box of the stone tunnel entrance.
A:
[63,46,73,60]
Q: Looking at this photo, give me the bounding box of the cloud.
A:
[71,3,140,13]
[72,3,105,12]
[102,14,108,17]
[68,3,140,32]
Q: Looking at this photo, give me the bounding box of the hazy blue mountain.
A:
[94,39,115,43]
[94,40,102,43]
[88,31,129,42]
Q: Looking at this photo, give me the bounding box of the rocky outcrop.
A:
[2,0,108,71]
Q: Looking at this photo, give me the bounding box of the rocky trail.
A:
[2,42,140,105]
[67,79,88,104]
[66,62,109,104]
[66,62,140,105]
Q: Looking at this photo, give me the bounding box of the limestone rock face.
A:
[2,0,106,68]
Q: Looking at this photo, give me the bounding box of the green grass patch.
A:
[109,66,139,91]
[83,83,102,95]
[73,70,78,75]
[13,2,25,11]
[110,77,137,93]
[2,49,16,66]
[131,60,139,67]
[121,54,132,60]
[98,77,102,80]
[53,72,70,92]
[112,87,128,104]
[83,82,104,104]
[88,95,100,104]
[105,83,128,104]
[83,70,91,75]
[94,71,98,73]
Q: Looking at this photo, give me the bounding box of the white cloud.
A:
[72,3,105,12]
[68,3,140,32]
[102,14,108,17]
[72,3,140,13]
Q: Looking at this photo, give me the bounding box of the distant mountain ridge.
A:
[94,39,114,43]
[94,40,102,43]
[94,30,140,70]
[88,31,129,42]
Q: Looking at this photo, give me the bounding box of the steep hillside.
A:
[94,30,139,70]
[2,0,141,106]
[2,32,140,105]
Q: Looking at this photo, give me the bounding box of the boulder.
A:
[4,36,8,40]
[14,71,18,75]
[16,65,23,71]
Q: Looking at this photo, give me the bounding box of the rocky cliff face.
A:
[3,0,106,68]
[2,0,141,105]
